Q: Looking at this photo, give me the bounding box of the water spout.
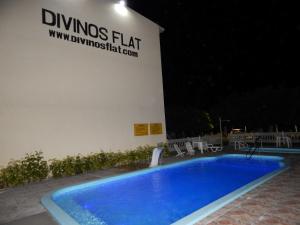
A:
[149,147,164,167]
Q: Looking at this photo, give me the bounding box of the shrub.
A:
[49,155,85,178]
[22,151,49,182]
[0,172,4,189]
[49,146,156,178]
[0,145,168,187]
[161,143,171,157]
[0,160,25,187]
[49,159,64,178]
[0,151,48,187]
[86,152,107,170]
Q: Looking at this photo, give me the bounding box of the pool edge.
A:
[171,165,289,225]
[41,192,80,225]
[41,154,287,225]
[41,156,218,225]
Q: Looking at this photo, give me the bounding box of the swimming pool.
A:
[42,154,287,225]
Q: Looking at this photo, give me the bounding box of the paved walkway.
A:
[196,155,300,225]
[0,168,130,225]
[1,152,299,225]
[0,153,207,225]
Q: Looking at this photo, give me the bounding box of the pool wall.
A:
[172,163,288,225]
[41,154,288,225]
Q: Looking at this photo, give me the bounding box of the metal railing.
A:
[228,132,300,146]
[167,132,300,152]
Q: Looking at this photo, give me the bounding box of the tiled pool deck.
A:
[196,154,300,225]
[1,151,300,225]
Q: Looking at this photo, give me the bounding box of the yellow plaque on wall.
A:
[150,123,163,135]
[134,123,149,136]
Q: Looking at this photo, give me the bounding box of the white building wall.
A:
[0,0,166,166]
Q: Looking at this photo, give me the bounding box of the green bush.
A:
[49,159,64,178]
[0,160,25,187]
[49,155,86,178]
[0,145,169,187]
[161,143,171,157]
[0,172,4,189]
[0,151,48,187]
[49,146,155,178]
[22,151,49,182]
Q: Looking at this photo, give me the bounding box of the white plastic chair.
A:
[173,144,185,157]
[185,142,195,156]
[206,143,223,152]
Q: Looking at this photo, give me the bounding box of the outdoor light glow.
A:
[114,0,128,16]
[120,0,126,6]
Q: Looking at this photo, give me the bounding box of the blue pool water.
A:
[47,155,285,225]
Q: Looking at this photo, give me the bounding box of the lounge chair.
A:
[173,144,185,157]
[206,143,223,152]
[185,142,195,156]
[192,141,208,154]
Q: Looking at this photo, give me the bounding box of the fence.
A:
[228,132,300,146]
[167,137,199,151]
[167,132,300,152]
[167,134,221,151]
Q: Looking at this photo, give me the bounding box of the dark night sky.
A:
[128,1,300,137]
